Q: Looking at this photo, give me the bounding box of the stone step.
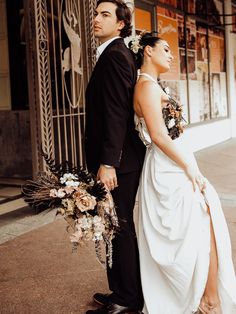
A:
[0,200,58,245]
[0,177,26,186]
[0,197,28,215]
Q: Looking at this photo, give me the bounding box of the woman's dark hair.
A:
[129,32,162,69]
[97,0,132,38]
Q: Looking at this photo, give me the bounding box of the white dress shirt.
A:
[96,36,120,60]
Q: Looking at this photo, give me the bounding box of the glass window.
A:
[207,0,224,26]
[209,28,227,118]
[157,0,184,9]
[187,0,195,14]
[195,0,207,16]
[189,23,210,123]
[232,2,236,33]
[157,7,179,81]
[156,6,189,122]
[134,0,228,125]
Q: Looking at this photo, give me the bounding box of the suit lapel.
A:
[87,38,125,90]
[93,38,124,71]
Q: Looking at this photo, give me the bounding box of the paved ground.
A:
[0,139,236,314]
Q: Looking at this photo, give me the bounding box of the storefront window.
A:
[195,0,207,16]
[187,0,196,14]
[207,0,224,25]
[157,0,183,10]
[231,1,236,33]
[209,28,227,118]
[134,0,228,125]
[191,23,210,123]
[156,6,189,122]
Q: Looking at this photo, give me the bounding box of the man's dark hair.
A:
[97,0,132,38]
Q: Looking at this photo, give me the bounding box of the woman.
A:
[130,32,236,314]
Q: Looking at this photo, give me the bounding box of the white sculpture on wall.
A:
[62,11,82,75]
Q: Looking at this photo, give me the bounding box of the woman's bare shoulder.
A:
[135,80,170,106]
[135,80,162,97]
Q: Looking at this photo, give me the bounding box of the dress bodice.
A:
[134,112,197,173]
[134,114,152,148]
[135,73,186,141]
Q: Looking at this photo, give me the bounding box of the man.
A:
[85,1,145,313]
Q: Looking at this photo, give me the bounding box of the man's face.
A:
[94,2,124,43]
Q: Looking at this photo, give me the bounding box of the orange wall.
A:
[135,8,151,32]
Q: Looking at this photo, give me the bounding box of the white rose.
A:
[168,118,175,129]
[93,215,102,225]
[93,232,103,241]
[78,216,92,229]
[60,173,78,184]
[50,188,58,197]
[74,192,96,212]
[164,87,170,95]
[57,188,66,198]
[65,180,79,187]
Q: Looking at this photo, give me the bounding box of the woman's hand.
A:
[184,164,206,192]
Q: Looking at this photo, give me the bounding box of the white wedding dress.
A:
[135,114,236,314]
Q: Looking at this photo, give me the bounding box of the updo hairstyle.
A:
[129,32,162,69]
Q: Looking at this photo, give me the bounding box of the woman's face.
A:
[149,40,173,73]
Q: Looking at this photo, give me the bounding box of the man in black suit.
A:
[85,1,145,313]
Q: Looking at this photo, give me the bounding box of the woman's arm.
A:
[136,81,205,191]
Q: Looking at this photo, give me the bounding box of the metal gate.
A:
[24,0,97,178]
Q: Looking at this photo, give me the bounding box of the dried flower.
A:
[129,30,147,54]
[130,35,142,53]
[73,190,96,212]
[50,188,58,197]
[64,186,76,194]
[60,173,80,187]
[162,97,186,140]
[168,118,175,129]
[22,160,119,268]
[163,87,170,95]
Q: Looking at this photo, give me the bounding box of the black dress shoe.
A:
[93,293,111,306]
[86,303,140,314]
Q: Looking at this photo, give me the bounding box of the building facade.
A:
[0,0,236,179]
[134,0,236,151]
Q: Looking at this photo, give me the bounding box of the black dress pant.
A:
[107,171,144,309]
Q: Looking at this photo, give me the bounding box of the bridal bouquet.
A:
[162,88,186,140]
[22,152,119,268]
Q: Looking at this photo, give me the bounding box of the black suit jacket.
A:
[85,38,145,175]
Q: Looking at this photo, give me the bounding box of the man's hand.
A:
[97,165,118,191]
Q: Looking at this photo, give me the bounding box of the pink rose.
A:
[74,191,96,212]
[50,189,58,197]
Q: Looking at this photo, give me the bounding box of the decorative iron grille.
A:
[24,0,97,177]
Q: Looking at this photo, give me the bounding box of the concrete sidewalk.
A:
[0,139,236,314]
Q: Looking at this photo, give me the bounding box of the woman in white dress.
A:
[131,32,236,314]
